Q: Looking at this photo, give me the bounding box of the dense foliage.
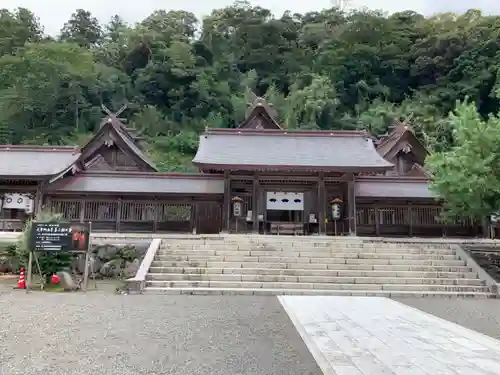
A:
[1,2,500,217]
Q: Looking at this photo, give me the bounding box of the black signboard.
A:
[31,222,90,252]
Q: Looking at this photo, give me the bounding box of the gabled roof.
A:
[376,122,428,166]
[0,145,80,178]
[46,171,224,195]
[406,163,431,178]
[193,128,394,172]
[76,117,157,172]
[238,97,282,130]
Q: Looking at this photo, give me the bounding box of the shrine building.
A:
[0,98,482,237]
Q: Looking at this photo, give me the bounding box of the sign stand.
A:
[27,221,91,293]
[26,251,45,293]
[82,250,89,292]
[85,253,98,291]
[26,252,32,293]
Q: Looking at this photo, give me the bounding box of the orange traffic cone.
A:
[16,268,26,289]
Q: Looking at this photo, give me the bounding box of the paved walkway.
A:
[279,296,500,375]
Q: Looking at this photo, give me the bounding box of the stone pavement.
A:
[279,296,500,375]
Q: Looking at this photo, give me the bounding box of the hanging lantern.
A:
[329,198,343,220]
[232,196,244,217]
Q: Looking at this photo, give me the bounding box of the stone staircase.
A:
[144,236,495,297]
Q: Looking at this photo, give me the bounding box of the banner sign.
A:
[31,222,90,252]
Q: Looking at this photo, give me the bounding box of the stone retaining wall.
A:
[0,239,150,279]
[466,246,500,282]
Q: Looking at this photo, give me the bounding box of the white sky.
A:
[2,0,500,35]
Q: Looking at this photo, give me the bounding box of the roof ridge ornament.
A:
[100,104,128,128]
[245,96,278,120]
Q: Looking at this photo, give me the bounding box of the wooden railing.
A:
[48,198,195,233]
[356,205,481,237]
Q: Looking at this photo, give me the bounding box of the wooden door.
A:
[196,202,223,234]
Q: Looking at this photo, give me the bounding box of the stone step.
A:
[165,238,451,246]
[154,256,465,266]
[146,273,484,285]
[150,260,471,272]
[148,267,478,279]
[160,247,458,255]
[142,287,495,298]
[163,243,452,250]
[145,280,489,293]
[157,250,459,260]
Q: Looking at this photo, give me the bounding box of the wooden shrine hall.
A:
[0,99,483,237]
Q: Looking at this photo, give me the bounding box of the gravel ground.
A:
[395,297,500,339]
[0,292,321,375]
[3,288,500,375]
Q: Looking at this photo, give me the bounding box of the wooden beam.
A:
[116,198,122,232]
[115,103,128,117]
[252,173,259,232]
[223,171,231,232]
[347,173,356,236]
[33,182,44,218]
[101,104,113,116]
[77,198,85,223]
[408,203,413,237]
[318,172,326,234]
[230,174,320,182]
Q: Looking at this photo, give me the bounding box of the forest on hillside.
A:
[0,1,500,181]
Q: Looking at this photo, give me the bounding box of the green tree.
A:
[60,9,103,48]
[426,100,500,221]
[0,7,43,56]
[0,42,98,143]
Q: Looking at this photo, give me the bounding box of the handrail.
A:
[124,238,161,293]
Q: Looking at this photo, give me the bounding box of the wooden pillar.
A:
[33,186,43,219]
[152,199,159,234]
[318,173,325,234]
[190,203,197,234]
[252,174,259,233]
[482,217,489,238]
[79,198,85,223]
[408,203,413,237]
[347,174,356,236]
[375,203,380,236]
[116,198,122,233]
[223,171,231,233]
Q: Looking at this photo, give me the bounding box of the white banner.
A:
[266,192,304,211]
[3,193,30,209]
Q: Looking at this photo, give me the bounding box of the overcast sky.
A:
[3,0,500,35]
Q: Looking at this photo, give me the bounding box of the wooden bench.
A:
[269,222,304,235]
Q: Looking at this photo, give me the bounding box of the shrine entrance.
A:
[265,192,306,235]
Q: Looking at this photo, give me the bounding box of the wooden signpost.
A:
[27,222,92,292]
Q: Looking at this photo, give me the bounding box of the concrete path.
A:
[279,296,500,375]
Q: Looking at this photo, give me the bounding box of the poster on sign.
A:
[31,222,90,252]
